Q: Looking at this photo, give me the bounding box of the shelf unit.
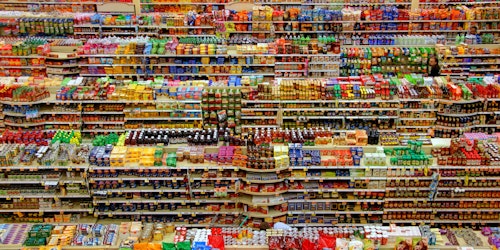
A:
[0,0,498,231]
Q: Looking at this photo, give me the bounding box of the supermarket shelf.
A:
[385,197,500,202]
[89,176,185,182]
[84,111,124,115]
[288,188,386,192]
[402,108,438,112]
[0,207,93,213]
[287,199,383,203]
[301,1,412,5]
[149,63,274,67]
[79,64,144,67]
[88,165,239,171]
[289,166,387,170]
[125,117,202,121]
[243,210,288,218]
[149,73,275,76]
[79,74,145,77]
[283,116,344,120]
[82,129,125,133]
[83,121,125,125]
[93,198,233,204]
[238,190,288,196]
[0,165,88,171]
[123,109,201,113]
[288,176,387,181]
[46,64,78,68]
[397,125,433,129]
[399,117,436,121]
[140,2,227,5]
[289,210,384,215]
[95,209,240,216]
[240,116,277,120]
[388,220,500,225]
[238,165,290,173]
[0,194,89,199]
[191,187,237,193]
[0,178,78,186]
[0,55,43,58]
[291,223,383,227]
[241,108,280,111]
[418,1,500,5]
[240,178,286,184]
[238,196,287,207]
[2,111,27,117]
[0,65,45,69]
[95,188,189,194]
[241,125,279,128]
[452,54,500,58]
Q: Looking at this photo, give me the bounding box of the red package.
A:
[269,236,284,250]
[208,235,225,250]
[318,232,336,250]
[301,238,317,250]
[284,236,300,250]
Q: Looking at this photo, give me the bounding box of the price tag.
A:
[178,213,182,217]
[108,213,113,217]
[181,201,186,206]
[6,196,10,201]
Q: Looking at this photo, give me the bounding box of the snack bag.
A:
[336,238,349,250]
[318,232,336,250]
[349,238,364,250]
[208,235,225,250]
[394,237,412,250]
[413,238,428,250]
[162,242,176,250]
[302,238,317,250]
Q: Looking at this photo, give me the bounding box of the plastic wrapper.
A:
[162,242,176,250]
[284,236,300,250]
[208,235,225,250]
[336,238,349,250]
[269,236,284,250]
[349,238,364,250]
[394,237,412,250]
[363,239,375,250]
[302,238,317,250]
[413,238,428,250]
[318,232,336,250]
[176,241,191,250]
